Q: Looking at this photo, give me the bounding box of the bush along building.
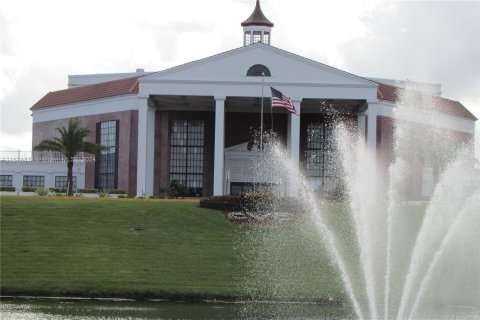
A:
[19,0,477,197]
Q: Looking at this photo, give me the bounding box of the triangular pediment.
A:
[142,43,375,87]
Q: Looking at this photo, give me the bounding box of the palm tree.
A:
[34,119,106,196]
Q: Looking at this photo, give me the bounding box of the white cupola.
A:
[241,0,274,46]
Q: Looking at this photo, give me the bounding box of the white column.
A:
[287,99,302,164]
[136,96,155,197]
[213,96,226,196]
[366,103,378,158]
[357,113,366,141]
[287,99,301,197]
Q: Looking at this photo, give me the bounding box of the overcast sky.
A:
[1,0,479,158]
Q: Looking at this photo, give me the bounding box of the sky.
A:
[1,0,479,159]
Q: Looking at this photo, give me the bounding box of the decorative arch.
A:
[246,64,271,77]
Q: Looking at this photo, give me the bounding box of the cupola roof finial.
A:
[241,0,274,27]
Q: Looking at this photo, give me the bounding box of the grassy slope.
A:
[1,197,243,299]
[0,197,344,301]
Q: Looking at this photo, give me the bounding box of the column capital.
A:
[214,95,226,101]
[291,97,303,103]
[138,95,156,109]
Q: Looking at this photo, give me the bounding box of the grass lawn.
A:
[0,196,344,302]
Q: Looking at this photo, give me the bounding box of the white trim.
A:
[32,95,138,123]
[140,82,377,101]
[140,78,376,88]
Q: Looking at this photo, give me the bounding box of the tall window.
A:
[96,120,118,190]
[262,32,270,45]
[305,122,338,193]
[23,175,44,188]
[169,120,204,196]
[55,176,77,192]
[0,175,13,186]
[253,31,262,43]
[244,31,252,45]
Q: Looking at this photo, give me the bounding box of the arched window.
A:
[246,64,271,77]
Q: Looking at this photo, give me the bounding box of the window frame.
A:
[305,121,338,192]
[252,31,262,44]
[23,175,45,188]
[169,120,205,196]
[55,176,77,192]
[95,120,119,190]
[0,175,13,186]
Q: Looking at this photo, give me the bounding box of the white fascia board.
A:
[377,101,475,134]
[243,26,272,32]
[32,95,138,123]
[140,80,377,101]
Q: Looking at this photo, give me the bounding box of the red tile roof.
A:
[31,75,144,110]
[376,82,477,120]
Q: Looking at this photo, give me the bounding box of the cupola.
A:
[241,0,274,46]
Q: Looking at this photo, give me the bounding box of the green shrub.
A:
[108,189,126,195]
[118,194,135,199]
[77,188,125,195]
[49,188,65,196]
[34,187,50,196]
[118,195,134,199]
[167,180,188,198]
[0,186,16,192]
[97,190,111,198]
[21,187,36,192]
[77,188,97,194]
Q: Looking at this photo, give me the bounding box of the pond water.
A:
[0,298,355,320]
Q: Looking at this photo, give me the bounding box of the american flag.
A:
[270,87,297,115]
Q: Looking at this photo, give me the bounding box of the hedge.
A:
[0,186,16,192]
[77,188,126,194]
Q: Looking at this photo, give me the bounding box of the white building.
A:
[1,0,476,197]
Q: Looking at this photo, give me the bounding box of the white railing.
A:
[0,151,92,163]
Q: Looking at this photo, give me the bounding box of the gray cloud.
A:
[338,1,480,159]
[1,64,65,135]
[340,1,480,104]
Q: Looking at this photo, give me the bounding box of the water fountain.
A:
[240,87,480,319]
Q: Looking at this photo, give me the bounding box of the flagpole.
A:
[260,72,265,151]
